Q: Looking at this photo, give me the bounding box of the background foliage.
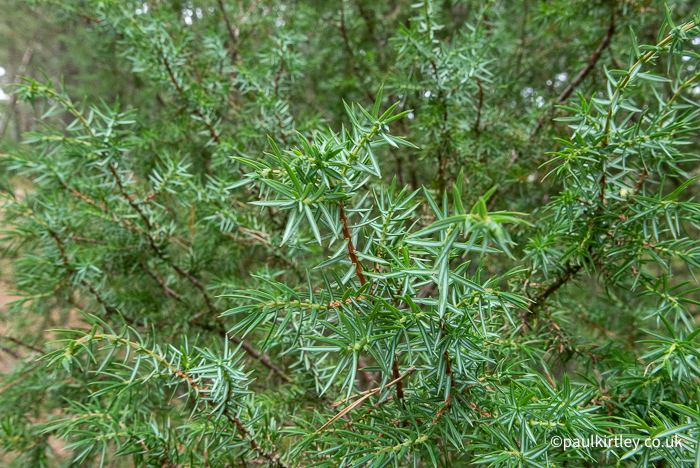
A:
[1,0,700,466]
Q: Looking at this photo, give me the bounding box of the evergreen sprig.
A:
[1,1,700,467]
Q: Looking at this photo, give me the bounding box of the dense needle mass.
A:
[1,1,700,467]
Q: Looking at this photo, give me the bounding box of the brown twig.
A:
[599,171,607,206]
[0,363,41,396]
[106,166,291,382]
[78,13,102,23]
[224,330,293,383]
[48,230,120,317]
[60,174,290,381]
[468,401,492,418]
[530,262,583,311]
[339,202,367,286]
[556,18,616,103]
[217,0,240,66]
[167,355,287,467]
[140,259,182,301]
[521,262,584,335]
[0,336,45,354]
[630,169,649,200]
[530,16,616,140]
[392,356,405,408]
[432,395,452,424]
[163,57,221,145]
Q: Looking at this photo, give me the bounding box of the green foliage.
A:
[1,1,700,467]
